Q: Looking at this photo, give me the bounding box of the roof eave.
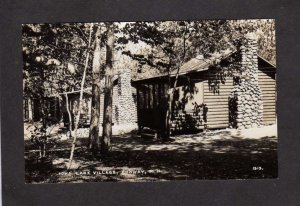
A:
[258,55,276,68]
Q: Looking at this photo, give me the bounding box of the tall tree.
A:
[164,22,189,140]
[68,23,94,169]
[101,23,114,154]
[88,24,103,153]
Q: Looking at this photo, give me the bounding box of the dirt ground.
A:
[24,125,278,183]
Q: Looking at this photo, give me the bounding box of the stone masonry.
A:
[116,67,137,125]
[229,33,263,129]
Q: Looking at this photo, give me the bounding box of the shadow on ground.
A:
[25,131,278,183]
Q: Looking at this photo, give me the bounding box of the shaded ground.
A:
[25,128,278,183]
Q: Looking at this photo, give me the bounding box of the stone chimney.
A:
[229,33,263,129]
[116,67,137,125]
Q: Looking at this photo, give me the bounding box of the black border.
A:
[1,0,300,205]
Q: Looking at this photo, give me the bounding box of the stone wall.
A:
[116,68,138,125]
[170,111,206,134]
[229,33,263,129]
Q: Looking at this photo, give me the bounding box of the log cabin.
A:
[132,34,276,133]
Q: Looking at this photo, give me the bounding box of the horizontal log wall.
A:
[258,67,276,125]
[203,67,276,129]
[203,70,234,129]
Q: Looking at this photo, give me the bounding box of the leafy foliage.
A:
[22,23,95,99]
[119,20,275,79]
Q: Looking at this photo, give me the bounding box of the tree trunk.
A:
[28,97,33,121]
[163,25,188,141]
[162,67,172,141]
[164,64,185,140]
[101,23,114,154]
[40,65,47,128]
[88,25,102,153]
[65,93,73,137]
[68,23,94,169]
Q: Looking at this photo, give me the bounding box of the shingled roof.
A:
[133,49,276,83]
[133,49,234,82]
[172,49,234,76]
